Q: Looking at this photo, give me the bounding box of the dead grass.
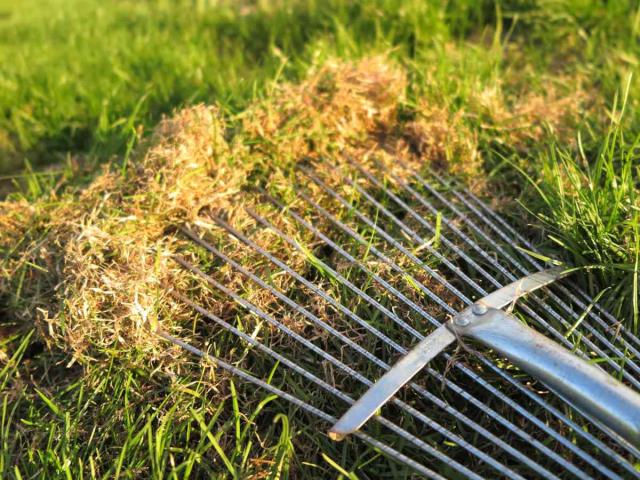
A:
[0,55,589,366]
[470,75,591,149]
[1,106,250,363]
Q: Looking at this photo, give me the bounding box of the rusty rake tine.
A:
[296,168,637,473]
[156,330,446,480]
[207,214,562,478]
[407,166,640,374]
[381,166,640,382]
[342,166,640,390]
[172,268,530,480]
[172,256,486,479]
[245,203,608,479]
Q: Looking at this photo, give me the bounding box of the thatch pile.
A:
[0,56,587,364]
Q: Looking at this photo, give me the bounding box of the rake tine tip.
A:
[329,416,371,441]
[328,429,347,442]
[329,405,382,441]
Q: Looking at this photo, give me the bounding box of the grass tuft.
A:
[527,91,640,330]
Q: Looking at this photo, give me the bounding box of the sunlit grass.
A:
[2,0,640,478]
[527,88,640,331]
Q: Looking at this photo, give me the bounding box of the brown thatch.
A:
[0,55,587,365]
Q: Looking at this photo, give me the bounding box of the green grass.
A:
[3,0,635,176]
[2,0,640,478]
[0,0,489,175]
[526,105,640,328]
[1,332,301,479]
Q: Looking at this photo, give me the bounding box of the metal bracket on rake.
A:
[330,268,640,446]
[159,164,640,479]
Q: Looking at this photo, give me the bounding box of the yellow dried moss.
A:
[241,56,405,159]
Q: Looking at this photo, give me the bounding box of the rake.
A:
[159,158,640,479]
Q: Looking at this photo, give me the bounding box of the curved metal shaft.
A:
[454,307,640,447]
[330,268,568,439]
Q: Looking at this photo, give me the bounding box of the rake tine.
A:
[323,164,640,456]
[208,214,564,479]
[337,165,640,390]
[432,168,640,345]
[172,255,486,480]
[344,169,499,291]
[254,190,450,328]
[376,167,640,382]
[206,217,406,349]
[296,168,471,308]
[428,168,640,352]
[243,206,608,479]
[268,188,456,316]
[296,167,640,469]
[291,184,640,475]
[254,196,630,477]
[156,330,447,480]
[171,291,353,402]
[177,227,400,367]
[418,170,621,314]
[163,149,640,477]
[350,161,508,291]
[407,167,531,275]
[427,167,542,265]
[242,209,426,338]
[172,258,531,480]
[302,167,566,341]
[399,165,640,375]
[292,199,640,472]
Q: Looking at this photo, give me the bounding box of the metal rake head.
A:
[160,158,640,479]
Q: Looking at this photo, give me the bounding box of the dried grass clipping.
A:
[1,106,249,363]
[0,55,584,364]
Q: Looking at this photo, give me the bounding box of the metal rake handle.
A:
[452,308,640,447]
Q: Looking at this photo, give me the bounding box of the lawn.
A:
[1,0,639,478]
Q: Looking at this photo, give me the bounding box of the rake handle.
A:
[453,307,640,447]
